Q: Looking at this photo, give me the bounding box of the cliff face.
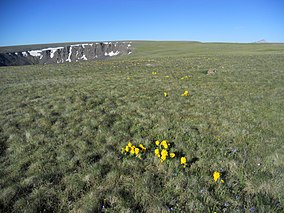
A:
[0,41,132,66]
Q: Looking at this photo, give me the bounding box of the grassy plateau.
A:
[1,41,284,212]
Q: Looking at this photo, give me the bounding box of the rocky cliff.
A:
[0,41,132,66]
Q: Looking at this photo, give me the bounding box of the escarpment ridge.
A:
[0,41,132,66]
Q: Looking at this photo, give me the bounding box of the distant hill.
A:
[255,39,267,43]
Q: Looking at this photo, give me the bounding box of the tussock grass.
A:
[1,42,284,212]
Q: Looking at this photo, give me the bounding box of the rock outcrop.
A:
[0,41,132,66]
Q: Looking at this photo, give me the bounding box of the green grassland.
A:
[1,41,284,212]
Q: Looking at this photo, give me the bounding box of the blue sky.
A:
[0,0,283,46]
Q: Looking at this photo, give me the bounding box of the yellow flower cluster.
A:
[181,90,189,96]
[154,140,175,162]
[213,171,225,183]
[121,142,147,159]
[152,71,157,75]
[121,139,189,170]
[164,92,168,97]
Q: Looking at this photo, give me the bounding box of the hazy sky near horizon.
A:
[0,0,283,46]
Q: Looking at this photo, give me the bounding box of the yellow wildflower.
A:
[160,149,168,162]
[161,149,168,157]
[127,142,133,147]
[155,140,160,146]
[164,92,168,97]
[139,144,146,151]
[160,154,167,162]
[155,148,160,157]
[125,146,129,152]
[152,71,157,75]
[130,146,135,155]
[161,140,169,149]
[170,153,175,158]
[134,147,139,155]
[181,90,189,96]
[213,171,221,182]
[221,179,225,183]
[180,157,187,165]
[121,148,125,154]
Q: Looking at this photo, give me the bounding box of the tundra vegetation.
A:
[1,41,284,212]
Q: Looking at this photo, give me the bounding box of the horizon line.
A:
[1,39,283,48]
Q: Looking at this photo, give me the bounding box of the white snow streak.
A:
[80,55,87,60]
[29,50,42,57]
[26,47,64,59]
[82,43,93,48]
[22,52,28,57]
[42,47,64,58]
[66,46,72,62]
[105,51,120,57]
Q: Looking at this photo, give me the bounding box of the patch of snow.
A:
[25,47,64,59]
[128,51,132,55]
[105,51,120,57]
[80,55,87,60]
[66,46,72,62]
[82,43,93,48]
[49,50,56,58]
[29,50,42,57]
[42,47,64,58]
[22,52,28,57]
[15,52,18,55]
